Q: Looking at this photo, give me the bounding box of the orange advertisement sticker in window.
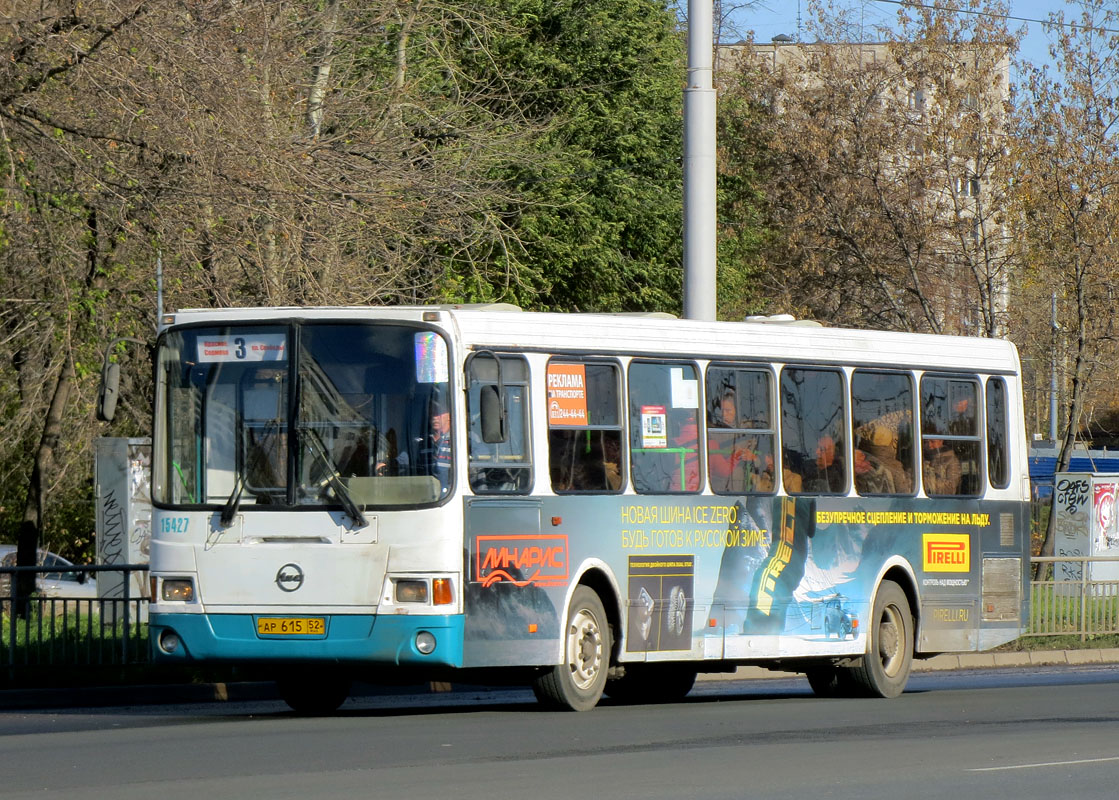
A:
[547,363,588,426]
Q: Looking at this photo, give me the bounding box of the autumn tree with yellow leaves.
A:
[1013,1,1119,561]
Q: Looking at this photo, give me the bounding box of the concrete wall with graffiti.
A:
[1053,472,1119,582]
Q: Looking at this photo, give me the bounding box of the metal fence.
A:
[3,558,1119,671]
[1,563,149,672]
[1029,556,1119,640]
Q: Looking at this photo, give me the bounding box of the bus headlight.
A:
[161,578,195,602]
[395,579,428,604]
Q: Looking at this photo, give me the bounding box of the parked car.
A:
[0,544,99,599]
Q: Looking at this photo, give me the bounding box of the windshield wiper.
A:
[219,474,244,527]
[302,428,368,528]
[220,417,282,528]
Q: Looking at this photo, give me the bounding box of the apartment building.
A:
[716,37,1013,337]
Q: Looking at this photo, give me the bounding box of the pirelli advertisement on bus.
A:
[465,493,1024,663]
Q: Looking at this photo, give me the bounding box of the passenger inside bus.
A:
[427,404,452,487]
[550,430,620,492]
[922,438,961,495]
[854,415,912,494]
[707,389,763,493]
[853,448,895,494]
[805,434,846,493]
[668,415,700,491]
[602,434,623,490]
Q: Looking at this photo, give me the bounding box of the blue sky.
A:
[726,1,1092,79]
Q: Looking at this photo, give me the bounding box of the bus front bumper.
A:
[149,612,464,668]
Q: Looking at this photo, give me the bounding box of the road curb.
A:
[0,681,281,711]
[696,647,1119,681]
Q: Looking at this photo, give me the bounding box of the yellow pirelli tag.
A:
[922,533,970,572]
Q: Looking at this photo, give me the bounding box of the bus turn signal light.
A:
[432,578,453,605]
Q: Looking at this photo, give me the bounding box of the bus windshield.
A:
[153,322,453,511]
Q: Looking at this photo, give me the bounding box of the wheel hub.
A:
[878,606,902,676]
[568,610,603,689]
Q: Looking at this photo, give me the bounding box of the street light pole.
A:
[683,0,717,321]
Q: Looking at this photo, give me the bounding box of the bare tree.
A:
[1014,1,1119,562]
[718,1,1021,333]
[0,0,550,563]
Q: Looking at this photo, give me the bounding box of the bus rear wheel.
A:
[277,668,352,715]
[847,580,913,698]
[533,586,611,711]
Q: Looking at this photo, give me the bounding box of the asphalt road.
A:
[2,665,1118,800]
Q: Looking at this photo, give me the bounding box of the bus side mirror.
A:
[479,384,507,444]
[95,336,150,423]
[97,362,121,422]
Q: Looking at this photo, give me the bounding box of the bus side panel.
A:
[462,494,1027,669]
[462,498,564,667]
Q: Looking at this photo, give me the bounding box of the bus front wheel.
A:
[277,668,352,715]
[848,580,913,698]
[533,586,611,711]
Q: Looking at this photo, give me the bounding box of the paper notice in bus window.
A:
[196,334,287,363]
[641,405,667,448]
[547,363,588,426]
[414,332,449,384]
[670,367,699,409]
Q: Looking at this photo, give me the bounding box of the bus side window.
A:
[781,367,848,495]
[628,361,701,493]
[547,361,623,493]
[986,377,1010,489]
[466,354,532,494]
[851,370,915,496]
[705,366,776,495]
[921,376,982,496]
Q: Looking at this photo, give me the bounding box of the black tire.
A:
[805,664,855,697]
[846,580,913,698]
[277,669,352,715]
[604,663,698,704]
[532,586,611,711]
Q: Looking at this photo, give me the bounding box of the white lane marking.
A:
[970,756,1119,772]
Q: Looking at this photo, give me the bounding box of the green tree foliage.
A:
[468,0,686,312]
[715,57,778,322]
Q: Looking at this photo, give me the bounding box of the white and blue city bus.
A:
[139,305,1029,711]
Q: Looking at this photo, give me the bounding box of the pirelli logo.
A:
[923,533,971,573]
